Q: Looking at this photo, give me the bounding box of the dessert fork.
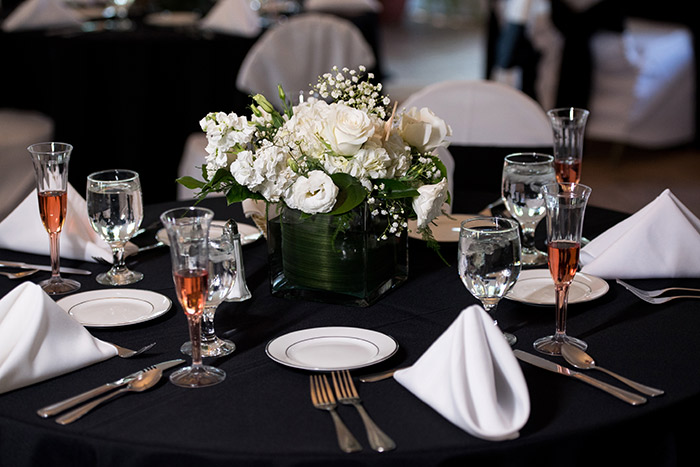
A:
[332,370,396,452]
[309,374,362,453]
[616,280,700,304]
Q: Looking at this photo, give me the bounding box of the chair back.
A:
[236,13,376,103]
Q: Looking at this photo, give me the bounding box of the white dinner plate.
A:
[506,269,609,306]
[408,213,478,242]
[156,221,262,246]
[144,11,200,28]
[265,326,399,371]
[57,289,172,327]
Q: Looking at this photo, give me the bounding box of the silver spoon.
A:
[561,343,664,397]
[0,269,39,279]
[55,368,162,424]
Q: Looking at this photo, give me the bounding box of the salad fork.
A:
[332,370,396,452]
[309,374,362,453]
[616,280,700,304]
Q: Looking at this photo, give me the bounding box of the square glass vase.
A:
[267,203,408,307]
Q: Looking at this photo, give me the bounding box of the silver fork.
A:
[0,269,39,279]
[332,370,396,452]
[112,342,156,358]
[309,374,362,453]
[616,280,700,304]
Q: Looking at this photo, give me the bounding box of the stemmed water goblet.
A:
[547,107,589,184]
[533,182,592,356]
[27,142,81,295]
[458,217,522,346]
[501,153,556,267]
[161,206,226,388]
[86,169,144,286]
[181,221,238,358]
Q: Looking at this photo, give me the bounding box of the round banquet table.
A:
[0,196,698,467]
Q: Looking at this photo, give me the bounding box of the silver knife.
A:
[36,359,185,418]
[359,367,409,383]
[0,260,91,276]
[513,350,647,405]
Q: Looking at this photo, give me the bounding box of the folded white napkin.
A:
[2,0,83,32]
[580,189,700,279]
[0,184,122,263]
[304,0,383,13]
[199,0,262,38]
[394,305,530,441]
[0,282,117,394]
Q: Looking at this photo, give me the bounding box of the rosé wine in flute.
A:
[28,142,81,295]
[534,182,591,356]
[161,206,226,388]
[548,240,580,284]
[174,268,209,315]
[38,191,67,234]
[554,159,582,184]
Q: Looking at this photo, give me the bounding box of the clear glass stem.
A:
[110,245,127,275]
[49,232,60,279]
[521,225,537,252]
[201,307,217,345]
[187,314,203,367]
[554,283,569,338]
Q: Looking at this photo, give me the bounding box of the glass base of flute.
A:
[180,312,236,358]
[40,276,81,295]
[170,314,226,388]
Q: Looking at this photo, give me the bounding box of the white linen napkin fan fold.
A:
[580,189,700,279]
[0,183,127,263]
[199,0,262,37]
[394,305,530,441]
[0,282,117,394]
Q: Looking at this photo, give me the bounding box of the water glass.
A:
[458,216,522,345]
[502,153,556,267]
[181,221,237,358]
[87,169,143,286]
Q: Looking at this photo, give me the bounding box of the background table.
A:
[0,196,697,466]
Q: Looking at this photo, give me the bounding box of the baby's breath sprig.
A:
[402,153,445,184]
[311,66,391,119]
[367,183,409,239]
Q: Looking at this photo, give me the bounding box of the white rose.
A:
[399,107,452,152]
[412,178,448,229]
[322,103,375,156]
[285,170,339,214]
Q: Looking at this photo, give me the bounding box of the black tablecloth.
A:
[0,196,698,466]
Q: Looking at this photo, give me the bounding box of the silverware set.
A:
[37,359,184,424]
[310,370,395,453]
[616,279,700,304]
[515,345,664,406]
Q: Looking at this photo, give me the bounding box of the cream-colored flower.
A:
[399,107,452,153]
[412,177,448,229]
[322,103,375,156]
[285,170,338,214]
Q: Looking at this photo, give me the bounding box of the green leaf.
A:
[374,178,420,199]
[176,176,206,189]
[328,173,366,215]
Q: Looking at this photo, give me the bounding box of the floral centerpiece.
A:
[179,66,452,306]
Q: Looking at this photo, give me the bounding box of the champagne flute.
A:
[533,182,592,356]
[181,221,237,358]
[501,153,556,267]
[161,207,226,388]
[458,217,522,346]
[547,107,589,184]
[86,169,144,286]
[27,142,81,295]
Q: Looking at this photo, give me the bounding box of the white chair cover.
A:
[0,109,54,221]
[304,0,383,14]
[400,79,552,147]
[235,13,376,99]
